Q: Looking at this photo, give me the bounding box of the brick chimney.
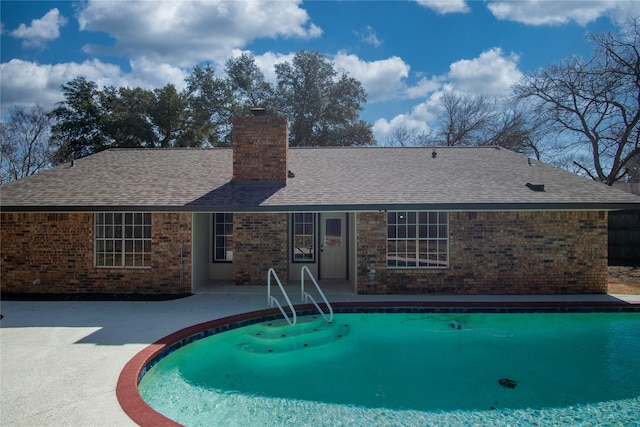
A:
[232,110,289,183]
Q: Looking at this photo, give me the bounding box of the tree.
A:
[514,18,640,185]
[50,72,224,161]
[100,86,156,148]
[437,92,495,147]
[0,105,54,183]
[485,105,543,160]
[385,126,435,147]
[225,53,275,116]
[426,92,543,158]
[184,65,231,146]
[275,50,374,146]
[49,77,108,163]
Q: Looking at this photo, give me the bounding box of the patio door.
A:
[320,213,347,279]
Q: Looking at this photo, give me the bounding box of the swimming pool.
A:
[130,308,640,426]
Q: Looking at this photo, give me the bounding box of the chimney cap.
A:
[250,107,267,116]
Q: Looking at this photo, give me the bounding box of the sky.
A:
[1,0,639,143]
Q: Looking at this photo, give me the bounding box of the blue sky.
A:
[1,0,638,142]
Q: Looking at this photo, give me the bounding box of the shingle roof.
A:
[1,147,639,211]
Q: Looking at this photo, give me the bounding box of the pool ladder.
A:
[267,266,333,326]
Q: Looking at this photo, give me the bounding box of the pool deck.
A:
[1,289,639,427]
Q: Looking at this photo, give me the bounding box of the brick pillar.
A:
[232,115,288,183]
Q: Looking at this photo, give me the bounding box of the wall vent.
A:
[526,182,545,192]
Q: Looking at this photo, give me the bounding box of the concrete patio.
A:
[1,288,638,426]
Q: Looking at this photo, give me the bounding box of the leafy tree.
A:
[225,53,275,116]
[100,86,156,148]
[50,71,225,160]
[49,77,108,163]
[0,105,54,183]
[185,65,233,146]
[514,18,640,185]
[274,50,374,146]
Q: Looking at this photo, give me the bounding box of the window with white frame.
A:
[213,213,233,262]
[95,213,151,268]
[387,211,449,268]
[292,213,315,262]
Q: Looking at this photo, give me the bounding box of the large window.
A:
[292,213,315,262]
[95,213,151,268]
[213,213,233,262]
[387,211,448,268]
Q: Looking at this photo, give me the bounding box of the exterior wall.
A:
[356,211,608,294]
[232,115,289,183]
[0,212,192,295]
[232,213,289,285]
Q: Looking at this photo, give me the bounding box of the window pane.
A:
[407,212,416,224]
[325,218,341,247]
[388,212,397,225]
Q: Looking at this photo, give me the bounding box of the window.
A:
[292,213,315,262]
[95,213,151,268]
[324,218,342,247]
[213,213,233,262]
[387,211,448,268]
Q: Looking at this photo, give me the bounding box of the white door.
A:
[320,213,347,279]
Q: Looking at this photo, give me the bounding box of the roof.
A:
[1,147,639,212]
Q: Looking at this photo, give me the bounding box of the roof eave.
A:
[2,202,639,213]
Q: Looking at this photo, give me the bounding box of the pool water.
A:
[139,312,640,426]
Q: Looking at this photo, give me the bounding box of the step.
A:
[236,315,351,354]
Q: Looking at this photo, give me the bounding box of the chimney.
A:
[232,111,289,183]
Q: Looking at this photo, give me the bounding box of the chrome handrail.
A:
[300,266,333,323]
[267,268,297,325]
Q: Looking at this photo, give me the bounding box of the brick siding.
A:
[232,213,289,286]
[232,115,289,182]
[2,210,608,295]
[356,211,608,294]
[1,212,192,294]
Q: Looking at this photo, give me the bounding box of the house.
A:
[2,113,639,296]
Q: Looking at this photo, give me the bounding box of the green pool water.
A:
[138,312,640,426]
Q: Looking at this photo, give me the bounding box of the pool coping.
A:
[117,300,640,426]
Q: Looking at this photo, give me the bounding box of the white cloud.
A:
[128,57,188,90]
[487,0,640,26]
[0,59,125,116]
[77,0,322,67]
[415,0,470,14]
[333,52,410,103]
[9,8,68,48]
[404,76,443,99]
[447,48,522,95]
[355,26,382,47]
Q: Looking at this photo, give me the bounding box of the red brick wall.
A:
[232,115,289,182]
[356,211,608,294]
[232,213,289,286]
[1,212,192,294]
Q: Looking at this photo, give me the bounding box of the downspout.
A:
[179,242,184,291]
